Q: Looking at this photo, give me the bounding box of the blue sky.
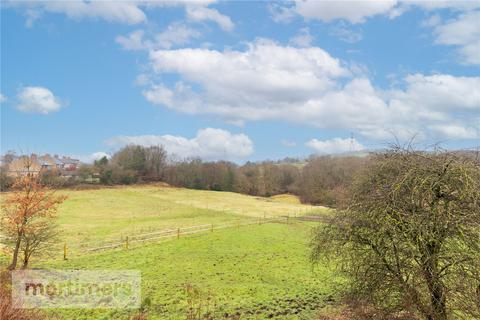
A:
[1,1,479,162]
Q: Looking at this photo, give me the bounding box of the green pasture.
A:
[42,222,340,319]
[53,186,327,247]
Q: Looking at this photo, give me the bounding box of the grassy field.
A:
[42,222,340,320]
[50,186,327,252]
[1,185,338,319]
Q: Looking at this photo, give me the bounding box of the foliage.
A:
[311,148,480,319]
[299,156,367,207]
[1,174,66,269]
[0,165,13,191]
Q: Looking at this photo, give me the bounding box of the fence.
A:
[58,216,290,259]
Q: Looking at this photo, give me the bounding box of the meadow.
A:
[50,186,327,255]
[1,185,339,319]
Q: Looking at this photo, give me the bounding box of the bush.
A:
[311,148,480,319]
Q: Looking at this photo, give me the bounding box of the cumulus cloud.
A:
[306,137,365,154]
[16,86,64,114]
[0,93,6,103]
[141,40,479,142]
[430,10,480,65]
[105,128,253,160]
[116,23,201,51]
[146,40,348,112]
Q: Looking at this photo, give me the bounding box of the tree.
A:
[144,145,167,181]
[112,145,147,177]
[19,221,58,269]
[1,174,66,270]
[299,156,366,207]
[311,147,480,319]
[0,165,13,191]
[94,156,109,167]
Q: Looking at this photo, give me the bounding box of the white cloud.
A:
[156,22,202,48]
[116,23,201,51]
[306,137,365,154]
[16,86,63,114]
[105,128,253,160]
[292,0,399,24]
[389,74,480,113]
[10,0,234,30]
[0,93,6,103]
[428,124,478,140]
[186,5,234,31]
[276,1,479,25]
[116,29,147,50]
[431,10,480,65]
[289,27,313,47]
[142,40,480,142]
[15,1,147,25]
[147,40,348,112]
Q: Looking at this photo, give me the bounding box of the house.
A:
[6,155,42,176]
[5,154,80,177]
[60,156,80,171]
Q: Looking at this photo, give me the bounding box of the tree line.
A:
[69,145,368,207]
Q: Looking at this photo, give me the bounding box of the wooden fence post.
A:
[125,236,129,250]
[177,228,180,239]
[63,243,67,260]
[211,224,214,232]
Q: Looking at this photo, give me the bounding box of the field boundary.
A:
[58,216,290,258]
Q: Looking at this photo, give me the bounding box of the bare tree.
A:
[311,147,480,319]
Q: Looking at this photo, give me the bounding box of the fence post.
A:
[177,228,180,239]
[287,214,290,224]
[125,236,129,250]
[63,243,67,260]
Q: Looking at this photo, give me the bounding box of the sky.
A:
[1,0,479,163]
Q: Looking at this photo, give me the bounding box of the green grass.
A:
[42,222,340,320]
[1,186,339,319]
[53,186,327,248]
